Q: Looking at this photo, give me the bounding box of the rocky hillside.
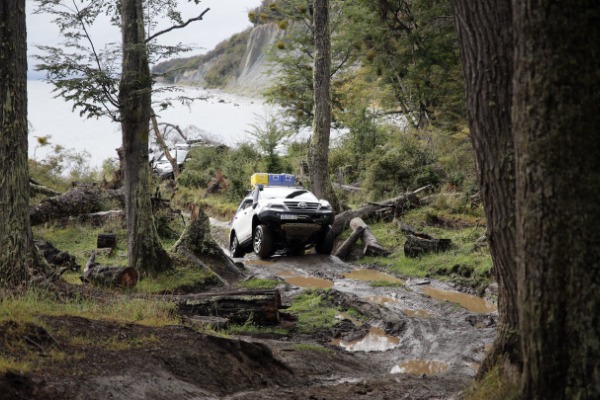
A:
[154,22,285,96]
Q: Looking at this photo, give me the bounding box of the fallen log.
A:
[80,252,138,288]
[332,185,431,238]
[30,186,124,226]
[349,217,391,257]
[34,239,80,272]
[29,182,62,197]
[172,204,244,285]
[404,235,452,258]
[334,225,365,260]
[77,210,125,227]
[173,289,282,325]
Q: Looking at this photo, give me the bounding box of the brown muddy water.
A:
[343,269,405,285]
[421,287,497,314]
[331,327,401,352]
[390,360,449,375]
[278,270,334,289]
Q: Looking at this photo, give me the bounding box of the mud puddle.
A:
[343,269,405,285]
[420,286,497,313]
[331,326,401,352]
[390,360,449,375]
[278,270,334,289]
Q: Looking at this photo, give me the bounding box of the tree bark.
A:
[29,187,123,226]
[173,289,282,326]
[514,2,600,399]
[172,205,244,286]
[332,185,430,238]
[0,0,48,288]
[334,225,365,260]
[307,0,340,213]
[349,218,391,257]
[452,0,519,380]
[119,0,171,277]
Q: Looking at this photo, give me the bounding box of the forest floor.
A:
[1,209,497,400]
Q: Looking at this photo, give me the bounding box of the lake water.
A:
[27,80,276,170]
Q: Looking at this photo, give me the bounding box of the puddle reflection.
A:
[344,269,405,285]
[421,287,497,314]
[331,327,400,352]
[390,360,449,375]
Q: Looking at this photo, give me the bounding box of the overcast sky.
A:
[26,0,264,78]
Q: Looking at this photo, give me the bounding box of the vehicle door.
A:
[233,197,255,243]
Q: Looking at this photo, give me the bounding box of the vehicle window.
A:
[285,190,308,199]
[242,200,253,209]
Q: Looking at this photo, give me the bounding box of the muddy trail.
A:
[236,253,496,396]
[1,222,497,400]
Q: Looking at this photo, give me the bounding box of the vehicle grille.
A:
[284,201,320,210]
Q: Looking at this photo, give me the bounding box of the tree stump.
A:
[97,233,117,249]
[404,235,452,258]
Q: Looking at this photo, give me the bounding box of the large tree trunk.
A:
[307,0,340,213]
[0,0,47,288]
[514,2,600,399]
[452,0,519,380]
[119,0,171,277]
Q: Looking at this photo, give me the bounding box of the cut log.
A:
[79,251,137,288]
[404,235,452,258]
[81,265,138,288]
[349,218,391,257]
[173,289,282,325]
[332,185,431,238]
[29,181,62,197]
[97,233,117,249]
[172,204,244,286]
[334,225,365,260]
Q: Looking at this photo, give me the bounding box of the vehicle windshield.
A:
[260,187,319,202]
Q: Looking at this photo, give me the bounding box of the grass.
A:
[238,278,280,290]
[293,343,333,353]
[463,363,519,400]
[357,206,493,292]
[287,291,339,334]
[0,290,177,327]
[135,266,217,294]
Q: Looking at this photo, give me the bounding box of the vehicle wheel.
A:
[315,225,334,255]
[253,225,273,259]
[230,234,244,258]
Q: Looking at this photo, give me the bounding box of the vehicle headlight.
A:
[265,202,286,210]
[318,200,331,210]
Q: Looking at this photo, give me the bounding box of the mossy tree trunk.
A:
[0,0,47,288]
[514,1,600,398]
[452,0,520,380]
[119,0,171,277]
[307,0,340,213]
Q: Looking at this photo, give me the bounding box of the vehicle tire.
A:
[315,225,334,255]
[253,225,273,259]
[230,233,244,258]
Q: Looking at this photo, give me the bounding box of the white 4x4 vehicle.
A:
[229,184,335,258]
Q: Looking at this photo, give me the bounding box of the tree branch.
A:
[146,8,210,43]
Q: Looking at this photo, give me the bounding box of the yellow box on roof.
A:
[251,173,269,186]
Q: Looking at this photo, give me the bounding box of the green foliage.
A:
[247,113,293,174]
[363,131,443,200]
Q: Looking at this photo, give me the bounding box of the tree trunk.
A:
[81,266,138,288]
[172,205,244,286]
[119,0,171,277]
[150,109,179,178]
[452,0,519,380]
[0,0,47,288]
[514,2,600,399]
[307,0,340,213]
